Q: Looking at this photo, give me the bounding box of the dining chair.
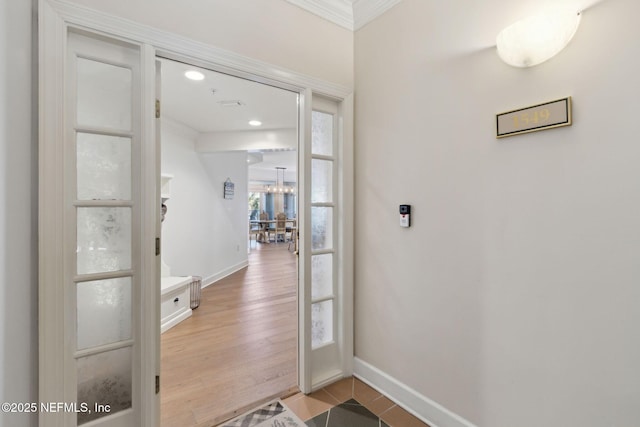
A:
[274,212,287,243]
[259,210,270,243]
[288,226,298,252]
[249,221,260,248]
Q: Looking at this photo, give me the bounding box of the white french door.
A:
[299,93,354,392]
[39,3,159,425]
[40,1,353,422]
[68,32,141,427]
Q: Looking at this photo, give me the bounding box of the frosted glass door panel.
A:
[312,254,333,300]
[311,111,333,156]
[77,133,132,200]
[77,346,132,425]
[77,207,132,275]
[312,300,334,348]
[311,207,333,251]
[311,159,333,203]
[77,277,132,350]
[77,57,132,130]
[63,31,141,426]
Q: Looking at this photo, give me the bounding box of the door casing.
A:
[39,1,354,424]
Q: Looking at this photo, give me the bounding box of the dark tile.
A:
[306,410,328,427]
[327,402,379,427]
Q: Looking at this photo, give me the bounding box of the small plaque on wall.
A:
[497,97,572,138]
[224,178,234,199]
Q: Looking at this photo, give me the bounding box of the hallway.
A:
[161,243,298,426]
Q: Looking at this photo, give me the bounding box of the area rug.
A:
[220,401,306,427]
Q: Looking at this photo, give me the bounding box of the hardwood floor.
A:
[161,242,298,427]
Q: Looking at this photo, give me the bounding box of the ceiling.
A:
[160,58,299,178]
[159,1,404,179]
[161,58,298,133]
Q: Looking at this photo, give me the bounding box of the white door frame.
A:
[39,1,354,423]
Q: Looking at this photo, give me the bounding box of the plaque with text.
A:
[497,97,572,138]
[224,179,234,199]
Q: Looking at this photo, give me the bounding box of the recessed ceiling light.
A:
[249,120,262,127]
[184,70,205,81]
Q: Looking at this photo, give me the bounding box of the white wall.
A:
[0,0,38,426]
[354,1,640,426]
[161,119,248,285]
[64,0,354,88]
[199,151,250,275]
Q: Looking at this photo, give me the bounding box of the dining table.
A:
[250,219,275,243]
[250,219,297,244]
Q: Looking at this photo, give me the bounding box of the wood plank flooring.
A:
[161,242,298,427]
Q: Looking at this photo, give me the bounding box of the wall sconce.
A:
[496,9,581,67]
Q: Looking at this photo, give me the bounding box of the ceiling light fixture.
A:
[265,167,294,194]
[496,9,581,68]
[184,70,205,81]
[249,120,262,127]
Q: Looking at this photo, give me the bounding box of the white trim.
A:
[311,369,345,391]
[285,0,403,31]
[352,0,403,30]
[339,93,354,377]
[47,0,351,99]
[286,0,354,30]
[38,1,66,424]
[140,43,161,427]
[201,260,249,289]
[161,309,192,334]
[161,309,192,332]
[298,88,313,394]
[353,357,478,427]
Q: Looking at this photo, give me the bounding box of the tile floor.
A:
[305,399,389,427]
[282,377,430,427]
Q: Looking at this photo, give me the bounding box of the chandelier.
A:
[265,167,295,194]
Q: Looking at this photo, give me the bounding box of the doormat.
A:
[220,401,306,427]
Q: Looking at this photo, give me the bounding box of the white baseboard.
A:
[201,260,249,288]
[353,357,477,427]
[161,309,192,334]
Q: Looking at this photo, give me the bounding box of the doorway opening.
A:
[38,7,354,423]
[157,57,299,426]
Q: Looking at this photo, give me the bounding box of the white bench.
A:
[161,276,192,333]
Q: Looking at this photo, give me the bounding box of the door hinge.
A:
[155,99,160,118]
[156,237,160,256]
[155,375,160,394]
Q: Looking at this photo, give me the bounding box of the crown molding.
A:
[352,0,403,30]
[286,0,402,31]
[286,0,354,30]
